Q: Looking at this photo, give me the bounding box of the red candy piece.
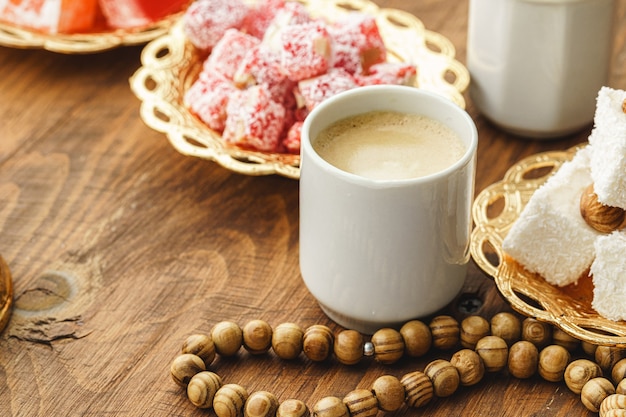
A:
[0,0,101,34]
[234,45,295,104]
[282,121,303,154]
[296,68,357,111]
[280,21,332,81]
[262,1,312,49]
[183,0,249,51]
[204,29,260,80]
[99,0,187,29]
[356,62,417,86]
[241,0,286,39]
[329,13,387,74]
[185,72,238,132]
[223,85,286,152]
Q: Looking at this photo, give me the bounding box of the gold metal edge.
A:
[129,0,470,179]
[470,144,626,347]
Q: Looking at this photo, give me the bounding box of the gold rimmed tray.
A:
[0,255,13,334]
[0,13,181,54]
[470,144,626,347]
[129,0,470,179]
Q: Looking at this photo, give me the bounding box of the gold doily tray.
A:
[0,13,181,54]
[129,0,470,179]
[470,144,626,347]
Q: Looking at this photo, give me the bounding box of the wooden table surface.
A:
[1,1,625,416]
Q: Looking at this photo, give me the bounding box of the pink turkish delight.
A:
[279,21,332,81]
[234,45,295,104]
[241,0,286,39]
[329,13,386,74]
[183,0,249,51]
[223,85,286,152]
[356,62,417,86]
[185,72,237,132]
[203,29,260,80]
[296,68,358,111]
[282,121,303,154]
[262,1,313,50]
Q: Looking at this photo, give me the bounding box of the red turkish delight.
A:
[279,21,332,81]
[282,121,303,154]
[296,68,357,111]
[223,85,286,152]
[356,62,417,86]
[183,0,249,51]
[0,0,102,34]
[204,29,260,80]
[241,0,286,39]
[99,0,188,29]
[234,45,295,104]
[262,1,312,50]
[329,13,386,74]
[185,72,237,132]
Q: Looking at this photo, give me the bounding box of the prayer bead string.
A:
[170,313,626,416]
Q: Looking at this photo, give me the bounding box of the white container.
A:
[467,0,615,138]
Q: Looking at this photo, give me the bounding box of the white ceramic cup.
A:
[299,85,478,334]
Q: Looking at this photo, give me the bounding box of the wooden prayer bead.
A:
[596,347,626,373]
[538,345,571,382]
[552,327,580,352]
[334,330,364,365]
[313,396,349,417]
[244,391,279,417]
[602,409,626,417]
[371,375,405,411]
[303,325,334,362]
[214,383,249,417]
[618,379,626,395]
[521,318,552,349]
[182,334,216,366]
[460,316,490,349]
[508,341,538,379]
[242,320,273,355]
[450,349,485,386]
[401,370,434,408]
[187,371,223,409]
[581,377,616,413]
[371,328,405,365]
[475,336,508,373]
[600,394,626,416]
[342,389,378,417]
[424,359,460,398]
[564,359,603,395]
[276,399,310,417]
[490,312,521,346]
[612,359,626,385]
[429,315,460,350]
[212,321,243,357]
[272,323,304,360]
[171,353,206,387]
[582,341,598,357]
[400,320,432,357]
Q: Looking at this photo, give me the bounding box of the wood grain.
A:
[0,1,625,416]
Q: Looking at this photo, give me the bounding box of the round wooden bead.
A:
[371,328,405,365]
[401,370,434,408]
[272,323,304,360]
[334,330,363,365]
[244,391,279,417]
[581,377,616,413]
[171,353,206,387]
[400,320,432,357]
[490,312,521,346]
[475,336,508,373]
[242,320,273,355]
[424,359,460,398]
[508,341,538,379]
[214,384,249,417]
[187,371,223,409]
[552,327,580,352]
[521,318,552,349]
[342,389,378,417]
[596,347,626,373]
[460,316,490,349]
[582,341,598,357]
[538,345,571,382]
[313,396,349,417]
[612,358,626,385]
[372,375,405,411]
[564,359,603,395]
[600,393,626,416]
[182,333,216,366]
[303,325,334,362]
[212,321,243,357]
[618,379,626,395]
[450,349,485,386]
[276,399,310,417]
[429,315,460,350]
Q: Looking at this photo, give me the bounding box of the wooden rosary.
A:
[170,313,626,417]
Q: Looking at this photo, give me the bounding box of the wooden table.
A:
[1,1,625,415]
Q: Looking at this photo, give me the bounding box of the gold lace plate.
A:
[129,0,470,179]
[471,144,626,347]
[0,13,181,54]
